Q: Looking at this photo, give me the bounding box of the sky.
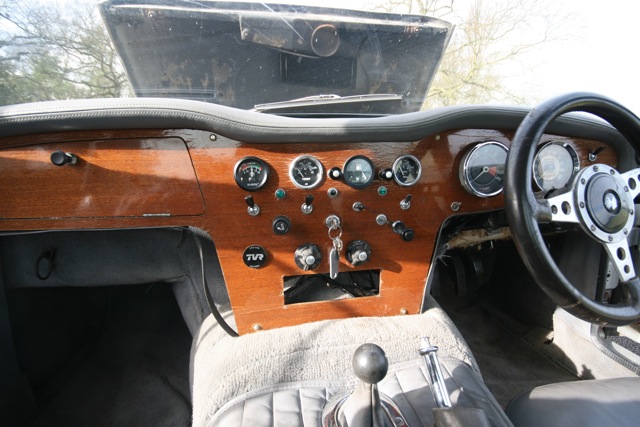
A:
[509,0,640,113]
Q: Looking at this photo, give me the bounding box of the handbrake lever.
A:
[418,337,452,408]
[419,337,491,427]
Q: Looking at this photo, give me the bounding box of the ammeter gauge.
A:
[234,157,269,191]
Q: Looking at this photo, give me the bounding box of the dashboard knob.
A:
[294,243,322,270]
[391,221,415,241]
[50,150,77,166]
[346,240,371,266]
[272,215,291,235]
[328,167,343,180]
[378,168,394,181]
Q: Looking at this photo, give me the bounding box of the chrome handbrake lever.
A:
[419,336,452,408]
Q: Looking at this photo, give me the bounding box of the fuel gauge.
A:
[343,155,375,189]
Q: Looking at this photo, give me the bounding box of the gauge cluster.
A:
[459,140,583,197]
[233,153,423,192]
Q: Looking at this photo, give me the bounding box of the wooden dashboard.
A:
[0,128,617,334]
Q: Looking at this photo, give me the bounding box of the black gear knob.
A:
[352,343,388,384]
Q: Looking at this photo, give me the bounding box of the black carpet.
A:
[9,284,192,427]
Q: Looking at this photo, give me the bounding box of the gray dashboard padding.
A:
[0,96,625,146]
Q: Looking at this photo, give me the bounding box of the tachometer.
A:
[234,156,269,191]
[392,154,422,186]
[459,141,508,197]
[289,155,324,189]
[343,155,374,189]
[533,142,579,191]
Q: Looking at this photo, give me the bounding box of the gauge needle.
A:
[475,165,496,179]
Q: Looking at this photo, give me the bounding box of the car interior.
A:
[1,1,640,427]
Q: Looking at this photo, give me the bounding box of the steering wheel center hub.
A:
[576,165,633,242]
[603,190,621,214]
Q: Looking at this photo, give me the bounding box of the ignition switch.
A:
[346,240,371,266]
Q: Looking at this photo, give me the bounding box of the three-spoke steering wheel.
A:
[505,92,640,326]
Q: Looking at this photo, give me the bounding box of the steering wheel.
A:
[505,92,640,326]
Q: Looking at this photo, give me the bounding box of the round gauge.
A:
[343,155,375,189]
[234,156,269,191]
[533,142,580,191]
[289,155,324,189]
[459,141,508,197]
[392,154,422,186]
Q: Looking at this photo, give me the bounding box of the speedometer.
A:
[289,155,324,189]
[533,142,579,191]
[234,157,269,191]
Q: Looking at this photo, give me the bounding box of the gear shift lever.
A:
[338,343,389,427]
[323,343,405,427]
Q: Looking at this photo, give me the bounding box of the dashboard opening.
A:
[283,270,380,305]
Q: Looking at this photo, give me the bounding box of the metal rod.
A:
[419,337,452,408]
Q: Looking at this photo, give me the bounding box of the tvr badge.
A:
[243,245,268,268]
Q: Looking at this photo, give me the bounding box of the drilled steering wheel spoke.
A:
[620,168,640,200]
[544,190,580,224]
[604,238,636,283]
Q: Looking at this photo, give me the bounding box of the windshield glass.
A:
[1,0,638,114]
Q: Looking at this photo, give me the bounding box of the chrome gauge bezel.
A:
[289,155,324,189]
[459,141,508,197]
[343,155,375,189]
[532,142,580,191]
[234,156,269,191]
[392,154,422,187]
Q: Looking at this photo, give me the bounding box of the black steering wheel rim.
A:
[505,92,640,326]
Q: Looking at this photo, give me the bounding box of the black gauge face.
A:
[343,155,374,189]
[289,155,324,189]
[459,141,508,197]
[533,142,580,191]
[392,155,422,186]
[234,156,269,191]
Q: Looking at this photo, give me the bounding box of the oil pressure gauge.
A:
[289,155,324,189]
[459,141,508,197]
[234,156,269,191]
[392,154,422,186]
